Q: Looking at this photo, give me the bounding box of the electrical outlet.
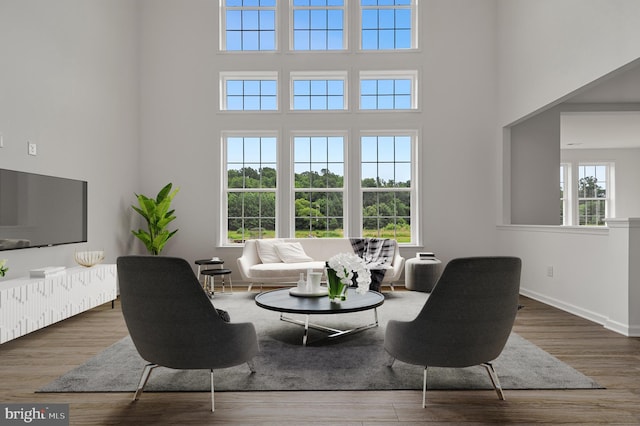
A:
[28,142,37,156]
[0,134,4,148]
[546,266,554,277]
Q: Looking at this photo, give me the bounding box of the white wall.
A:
[562,147,640,219]
[138,0,502,274]
[497,0,640,334]
[497,0,640,126]
[509,107,561,225]
[0,0,139,278]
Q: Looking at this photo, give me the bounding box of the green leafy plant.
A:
[131,183,179,255]
[0,259,8,277]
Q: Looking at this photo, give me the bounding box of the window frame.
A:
[359,0,418,51]
[289,0,347,51]
[220,71,279,111]
[290,131,349,238]
[576,162,612,226]
[359,70,418,111]
[358,130,418,244]
[561,161,614,226]
[220,0,278,52]
[290,71,348,111]
[560,163,569,226]
[222,131,279,244]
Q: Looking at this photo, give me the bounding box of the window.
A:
[293,134,345,237]
[222,0,276,51]
[291,72,347,110]
[360,71,417,110]
[360,0,416,50]
[218,2,421,245]
[224,134,277,243]
[561,162,613,226]
[577,163,609,226]
[220,72,278,111]
[361,133,415,243]
[560,164,568,225]
[292,0,346,50]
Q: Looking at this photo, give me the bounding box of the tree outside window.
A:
[577,164,608,226]
[225,135,277,242]
[361,134,413,242]
[293,135,345,238]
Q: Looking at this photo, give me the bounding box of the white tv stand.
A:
[0,264,117,344]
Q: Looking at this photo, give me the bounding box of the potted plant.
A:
[0,259,8,278]
[131,183,179,255]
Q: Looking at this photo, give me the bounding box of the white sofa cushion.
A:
[249,261,327,280]
[255,239,285,263]
[274,242,313,263]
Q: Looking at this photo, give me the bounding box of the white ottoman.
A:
[405,257,442,292]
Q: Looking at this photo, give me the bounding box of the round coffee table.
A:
[255,288,384,346]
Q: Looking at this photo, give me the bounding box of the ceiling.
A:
[561,111,640,149]
[561,63,640,150]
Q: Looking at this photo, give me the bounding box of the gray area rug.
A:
[39,291,601,393]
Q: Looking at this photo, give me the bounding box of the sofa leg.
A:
[247,283,253,292]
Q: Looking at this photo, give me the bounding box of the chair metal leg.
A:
[483,362,505,400]
[210,370,215,412]
[133,363,158,402]
[385,354,396,367]
[422,366,428,408]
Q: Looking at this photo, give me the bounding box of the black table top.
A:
[201,268,232,276]
[254,288,384,315]
[195,258,224,265]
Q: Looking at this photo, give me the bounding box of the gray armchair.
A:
[384,256,522,407]
[117,255,259,412]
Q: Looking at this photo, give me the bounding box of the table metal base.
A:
[279,308,379,346]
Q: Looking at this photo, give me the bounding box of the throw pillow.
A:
[216,309,230,322]
[255,239,284,263]
[274,242,314,263]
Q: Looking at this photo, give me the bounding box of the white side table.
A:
[404,257,442,292]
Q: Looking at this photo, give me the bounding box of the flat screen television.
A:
[0,168,88,251]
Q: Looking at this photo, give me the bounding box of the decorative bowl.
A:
[74,250,105,267]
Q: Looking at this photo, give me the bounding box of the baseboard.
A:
[519,288,609,327]
[604,319,640,337]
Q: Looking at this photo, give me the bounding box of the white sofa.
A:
[237,238,405,291]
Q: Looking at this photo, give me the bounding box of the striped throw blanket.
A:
[349,238,395,292]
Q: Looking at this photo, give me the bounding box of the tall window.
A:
[360,71,417,110]
[360,0,416,50]
[222,0,277,51]
[292,0,346,50]
[577,163,609,226]
[361,133,414,242]
[220,72,278,111]
[291,72,347,110]
[224,134,277,243]
[293,135,345,237]
[560,164,567,225]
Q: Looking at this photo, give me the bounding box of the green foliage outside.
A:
[226,166,412,243]
[578,176,606,226]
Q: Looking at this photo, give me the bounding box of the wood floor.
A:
[1,290,639,425]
